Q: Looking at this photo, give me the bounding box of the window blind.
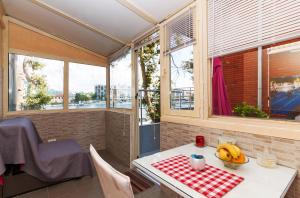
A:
[208,0,300,57]
[164,6,196,55]
[133,28,160,50]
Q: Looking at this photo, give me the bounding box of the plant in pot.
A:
[233,102,268,118]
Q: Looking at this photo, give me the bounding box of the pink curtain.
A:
[212,57,232,115]
[0,176,3,186]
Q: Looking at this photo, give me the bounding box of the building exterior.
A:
[95,85,106,101]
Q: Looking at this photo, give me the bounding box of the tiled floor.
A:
[15,150,129,198]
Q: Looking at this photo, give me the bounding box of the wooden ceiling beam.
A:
[30,0,126,45]
[116,0,158,25]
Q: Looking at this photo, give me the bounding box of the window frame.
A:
[160,1,203,118]
[68,61,107,110]
[4,48,107,115]
[109,49,133,110]
[160,0,300,141]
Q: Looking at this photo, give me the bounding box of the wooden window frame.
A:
[160,1,206,119]
[160,0,300,140]
[3,49,107,116]
[108,50,133,111]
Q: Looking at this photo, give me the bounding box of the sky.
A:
[110,52,131,89]
[170,45,194,89]
[15,55,106,94]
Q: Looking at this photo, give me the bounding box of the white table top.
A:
[132,144,297,198]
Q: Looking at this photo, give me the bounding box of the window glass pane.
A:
[110,51,132,109]
[212,39,300,122]
[170,45,194,110]
[69,63,106,109]
[267,40,300,120]
[212,50,260,117]
[8,53,64,111]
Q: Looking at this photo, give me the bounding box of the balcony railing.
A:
[170,87,194,110]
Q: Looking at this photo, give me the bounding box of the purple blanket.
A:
[0,117,93,182]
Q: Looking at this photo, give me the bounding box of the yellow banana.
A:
[231,145,241,157]
[219,148,232,161]
[217,143,240,159]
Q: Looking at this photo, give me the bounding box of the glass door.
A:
[135,36,161,157]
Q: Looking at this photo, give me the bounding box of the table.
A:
[132,144,297,198]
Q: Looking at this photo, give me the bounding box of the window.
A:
[170,45,194,110]
[266,40,300,120]
[211,40,300,121]
[209,0,300,122]
[110,51,132,109]
[8,53,64,111]
[165,7,196,111]
[69,63,106,109]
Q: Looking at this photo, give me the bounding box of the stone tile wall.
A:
[105,111,131,167]
[4,110,106,150]
[160,122,300,198]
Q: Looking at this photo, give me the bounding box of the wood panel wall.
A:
[8,21,107,66]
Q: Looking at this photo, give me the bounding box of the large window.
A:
[212,40,300,121]
[69,63,106,109]
[165,7,196,111]
[8,53,106,112]
[110,51,132,109]
[8,53,64,111]
[209,0,300,122]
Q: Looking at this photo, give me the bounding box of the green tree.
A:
[22,59,51,110]
[138,41,160,122]
[74,92,91,103]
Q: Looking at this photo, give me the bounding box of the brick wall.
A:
[105,111,131,167]
[160,121,300,198]
[222,38,300,112]
[4,110,106,150]
[222,49,258,108]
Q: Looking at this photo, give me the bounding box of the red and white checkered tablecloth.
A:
[152,155,244,198]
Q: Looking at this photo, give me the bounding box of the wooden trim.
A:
[106,62,110,109]
[159,24,166,117]
[198,0,209,119]
[116,0,157,24]
[63,61,69,111]
[2,16,8,116]
[7,17,108,62]
[160,2,200,118]
[0,0,5,29]
[30,0,125,45]
[131,43,139,163]
[9,48,107,67]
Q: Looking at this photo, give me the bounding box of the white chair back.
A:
[89,145,134,198]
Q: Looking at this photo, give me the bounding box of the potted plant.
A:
[233,102,268,118]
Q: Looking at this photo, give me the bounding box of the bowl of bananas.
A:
[215,143,249,169]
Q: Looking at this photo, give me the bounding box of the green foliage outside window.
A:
[22,59,52,110]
